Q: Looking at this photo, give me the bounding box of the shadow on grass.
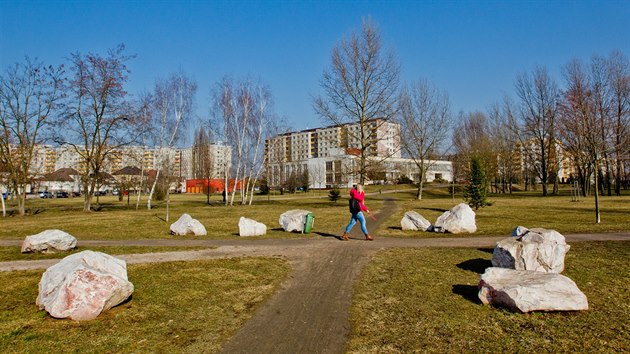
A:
[418,207,449,213]
[452,284,481,304]
[477,247,495,254]
[314,231,344,240]
[387,226,403,230]
[457,258,492,274]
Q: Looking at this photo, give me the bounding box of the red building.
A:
[185,179,242,194]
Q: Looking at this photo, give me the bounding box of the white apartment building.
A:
[265,119,402,163]
[265,119,452,189]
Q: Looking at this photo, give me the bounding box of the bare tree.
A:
[313,17,400,184]
[192,125,214,204]
[559,58,611,223]
[59,45,134,211]
[558,59,591,196]
[607,50,630,196]
[0,58,64,215]
[514,66,560,196]
[397,79,451,199]
[452,111,496,185]
[488,97,520,193]
[146,71,196,221]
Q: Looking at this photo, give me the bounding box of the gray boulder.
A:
[400,211,432,231]
[492,227,570,273]
[21,229,77,254]
[478,267,588,313]
[434,203,477,233]
[279,209,311,232]
[238,217,267,236]
[511,225,529,237]
[37,250,134,321]
[170,213,207,236]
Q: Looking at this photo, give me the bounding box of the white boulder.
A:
[170,213,207,236]
[21,229,77,254]
[478,267,588,313]
[400,211,432,231]
[492,228,570,273]
[434,203,477,233]
[279,209,311,232]
[36,250,134,321]
[239,217,267,236]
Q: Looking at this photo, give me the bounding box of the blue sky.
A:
[2,0,629,144]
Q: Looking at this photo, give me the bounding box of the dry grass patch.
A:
[349,241,630,353]
[0,257,290,353]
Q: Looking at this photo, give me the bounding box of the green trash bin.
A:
[303,213,315,234]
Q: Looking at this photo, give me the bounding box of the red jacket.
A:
[349,188,369,212]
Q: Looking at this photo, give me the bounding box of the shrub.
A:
[328,186,341,202]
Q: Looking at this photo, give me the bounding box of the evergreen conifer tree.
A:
[328,186,341,202]
[464,156,489,210]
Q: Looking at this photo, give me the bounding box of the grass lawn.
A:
[349,241,630,353]
[373,185,630,237]
[0,193,364,240]
[0,246,212,262]
[0,257,290,353]
[0,185,627,240]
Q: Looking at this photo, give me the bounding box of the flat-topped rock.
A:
[478,267,588,313]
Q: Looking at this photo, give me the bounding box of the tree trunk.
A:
[16,190,26,216]
[1,191,6,217]
[166,188,170,222]
[147,169,161,210]
[594,161,601,224]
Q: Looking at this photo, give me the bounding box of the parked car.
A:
[39,191,53,199]
[2,192,10,199]
[55,191,68,198]
[72,191,81,197]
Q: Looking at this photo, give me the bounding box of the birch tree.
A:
[313,17,400,183]
[212,77,278,206]
[133,92,153,209]
[0,58,64,215]
[147,71,196,221]
[397,80,451,199]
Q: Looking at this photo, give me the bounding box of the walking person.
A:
[342,184,374,241]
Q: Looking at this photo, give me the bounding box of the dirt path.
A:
[1,199,629,353]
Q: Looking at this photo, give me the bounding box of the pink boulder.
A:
[36,250,134,321]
